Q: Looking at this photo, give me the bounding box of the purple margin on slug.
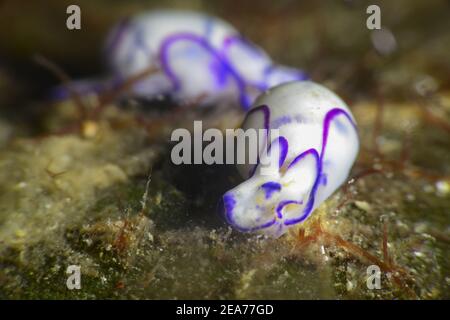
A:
[221,36,309,92]
[223,192,277,232]
[242,104,271,178]
[276,200,303,219]
[241,104,271,133]
[268,136,289,169]
[320,108,357,161]
[284,108,357,226]
[221,35,271,91]
[260,181,282,199]
[223,107,358,232]
[287,148,319,170]
[158,32,251,108]
[223,192,236,224]
[283,148,321,226]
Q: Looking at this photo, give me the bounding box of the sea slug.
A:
[54,10,307,109]
[222,81,359,237]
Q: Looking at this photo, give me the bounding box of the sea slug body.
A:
[54,10,307,109]
[222,81,359,237]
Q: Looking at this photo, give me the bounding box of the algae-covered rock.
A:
[0,94,448,299]
[0,0,449,300]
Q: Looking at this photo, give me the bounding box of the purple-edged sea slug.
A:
[223,81,359,237]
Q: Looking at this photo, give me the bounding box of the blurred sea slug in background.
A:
[54,10,307,109]
[223,81,359,237]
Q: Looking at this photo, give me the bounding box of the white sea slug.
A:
[54,10,306,109]
[222,81,359,237]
